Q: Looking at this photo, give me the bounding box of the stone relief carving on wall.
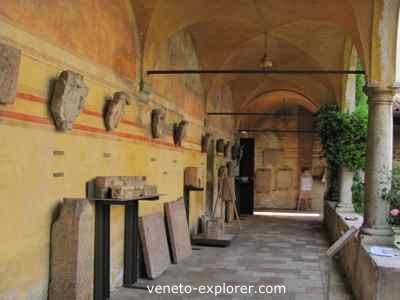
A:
[0,43,21,105]
[151,109,166,139]
[51,70,89,131]
[104,91,130,131]
[216,139,225,153]
[201,133,211,152]
[173,120,188,146]
[224,141,231,158]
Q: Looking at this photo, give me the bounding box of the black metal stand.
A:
[183,185,204,225]
[87,180,160,300]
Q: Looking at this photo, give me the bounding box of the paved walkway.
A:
[112,215,353,299]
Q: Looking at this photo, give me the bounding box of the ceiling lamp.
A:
[260,31,273,70]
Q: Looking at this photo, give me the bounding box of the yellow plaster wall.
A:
[0,6,222,299]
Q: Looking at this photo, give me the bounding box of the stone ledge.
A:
[324,202,400,300]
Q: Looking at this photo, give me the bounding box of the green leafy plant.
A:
[352,172,364,214]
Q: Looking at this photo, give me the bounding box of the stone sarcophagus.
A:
[173,120,189,146]
[151,108,166,138]
[0,43,21,105]
[184,167,203,188]
[51,70,89,131]
[104,91,130,131]
[49,198,94,300]
[93,176,158,199]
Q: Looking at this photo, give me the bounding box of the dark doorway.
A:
[239,138,255,215]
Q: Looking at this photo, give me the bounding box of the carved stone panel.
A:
[49,198,94,300]
[0,43,21,104]
[231,142,241,160]
[51,70,89,131]
[173,120,188,146]
[165,198,192,264]
[201,133,211,152]
[151,109,166,138]
[104,91,130,131]
[139,213,171,279]
[276,168,293,190]
[255,168,272,193]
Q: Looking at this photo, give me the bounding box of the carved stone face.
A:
[173,120,189,146]
[0,43,21,105]
[105,91,130,131]
[216,139,225,153]
[224,141,231,158]
[51,70,89,131]
[201,133,211,153]
[151,109,166,139]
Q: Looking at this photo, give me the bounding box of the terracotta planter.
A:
[392,226,400,249]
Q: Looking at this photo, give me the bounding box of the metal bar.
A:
[147,69,364,75]
[208,112,298,116]
[239,129,316,133]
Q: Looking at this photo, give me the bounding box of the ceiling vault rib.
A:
[147,69,364,75]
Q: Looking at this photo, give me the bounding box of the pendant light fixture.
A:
[254,0,273,70]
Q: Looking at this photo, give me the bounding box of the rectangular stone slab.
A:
[0,42,21,104]
[165,198,192,264]
[139,213,170,279]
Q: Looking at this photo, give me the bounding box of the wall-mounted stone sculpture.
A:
[104,91,130,131]
[173,120,188,146]
[201,133,211,152]
[231,142,241,160]
[0,43,21,105]
[51,70,89,131]
[151,109,166,138]
[216,139,225,153]
[224,141,231,158]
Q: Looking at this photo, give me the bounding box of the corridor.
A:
[112,215,352,300]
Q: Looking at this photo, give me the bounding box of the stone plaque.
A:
[51,70,89,131]
[0,43,21,104]
[276,168,293,190]
[165,198,192,264]
[49,198,94,300]
[151,108,166,138]
[256,168,272,193]
[139,213,171,279]
[104,91,130,131]
[173,120,189,146]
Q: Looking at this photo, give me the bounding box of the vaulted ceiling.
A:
[131,0,373,120]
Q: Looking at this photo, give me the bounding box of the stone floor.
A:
[112,215,353,299]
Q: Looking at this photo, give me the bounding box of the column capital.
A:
[364,83,400,105]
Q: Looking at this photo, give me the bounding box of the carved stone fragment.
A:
[151,109,166,138]
[216,139,225,153]
[49,198,94,300]
[0,43,21,104]
[231,142,241,160]
[201,133,211,152]
[51,70,89,131]
[173,120,189,146]
[224,141,231,158]
[104,91,130,131]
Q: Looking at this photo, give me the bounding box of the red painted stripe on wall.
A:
[0,109,201,153]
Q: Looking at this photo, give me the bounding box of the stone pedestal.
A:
[49,198,94,300]
[361,84,399,243]
[336,167,354,212]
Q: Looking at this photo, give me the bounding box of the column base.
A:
[336,204,355,213]
[360,226,394,245]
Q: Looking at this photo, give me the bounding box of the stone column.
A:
[361,84,399,243]
[336,166,354,212]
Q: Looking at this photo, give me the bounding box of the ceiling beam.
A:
[147,69,364,75]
